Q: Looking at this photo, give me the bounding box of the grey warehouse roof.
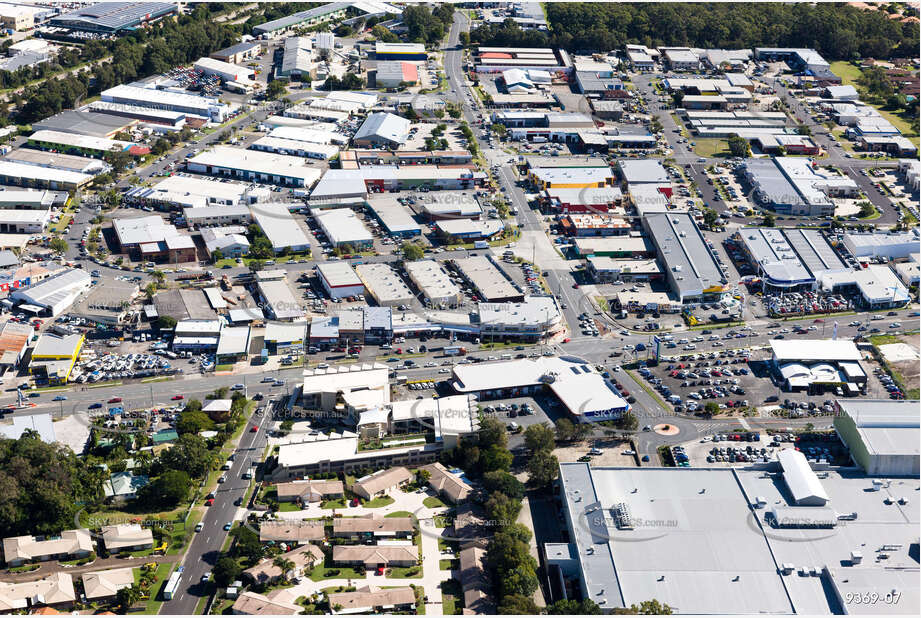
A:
[353,112,410,145]
[643,213,725,298]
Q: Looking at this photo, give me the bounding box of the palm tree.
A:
[117,584,141,612]
[273,557,296,583]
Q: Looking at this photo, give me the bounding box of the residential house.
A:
[459,546,495,614]
[420,462,472,504]
[276,480,345,504]
[332,545,418,568]
[231,590,302,615]
[81,567,135,602]
[350,466,412,500]
[2,530,93,567]
[258,520,325,544]
[100,524,153,554]
[332,516,414,540]
[326,585,416,615]
[242,544,324,585]
[0,573,75,613]
[102,471,149,504]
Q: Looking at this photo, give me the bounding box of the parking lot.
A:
[635,347,756,415]
[671,430,850,468]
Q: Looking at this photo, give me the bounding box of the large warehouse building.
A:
[551,462,919,614]
[834,399,919,477]
[744,157,858,217]
[50,2,177,34]
[187,146,321,187]
[733,227,849,292]
[642,212,726,303]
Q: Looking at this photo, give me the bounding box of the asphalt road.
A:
[159,400,270,615]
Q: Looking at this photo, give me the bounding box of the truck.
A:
[444,346,467,356]
[473,240,489,249]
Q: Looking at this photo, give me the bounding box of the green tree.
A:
[176,402,215,435]
[671,90,684,108]
[555,417,576,443]
[415,468,431,485]
[116,584,141,612]
[727,135,751,158]
[157,434,216,479]
[266,78,288,100]
[499,594,539,615]
[211,248,224,263]
[524,423,555,452]
[478,416,508,449]
[763,213,776,227]
[702,208,720,229]
[105,147,132,175]
[546,599,603,614]
[156,315,177,331]
[527,449,559,489]
[482,470,525,500]
[630,599,673,615]
[0,433,105,537]
[481,445,513,473]
[371,24,399,43]
[229,525,263,563]
[139,469,191,507]
[618,410,639,431]
[704,401,720,417]
[273,556,296,582]
[49,236,68,254]
[213,555,242,587]
[402,242,425,261]
[857,201,876,218]
[484,492,522,528]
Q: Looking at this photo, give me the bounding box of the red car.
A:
[250,425,258,432]
[376,566,385,576]
[562,337,570,343]
[172,395,184,400]
[205,498,214,506]
[108,397,122,404]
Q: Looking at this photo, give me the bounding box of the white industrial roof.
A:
[317,261,363,288]
[29,129,134,152]
[770,339,861,363]
[837,399,920,458]
[257,279,304,320]
[355,263,414,305]
[315,208,373,246]
[618,159,670,184]
[250,203,311,252]
[777,448,830,506]
[0,160,93,185]
[188,146,322,184]
[216,326,250,356]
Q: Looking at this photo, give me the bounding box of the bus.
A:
[162,569,182,600]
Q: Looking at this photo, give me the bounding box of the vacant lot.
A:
[875,333,921,399]
[554,437,638,467]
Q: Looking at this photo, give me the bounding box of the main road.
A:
[158,399,270,615]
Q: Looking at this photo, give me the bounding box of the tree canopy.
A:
[470,3,917,61]
[0,434,105,537]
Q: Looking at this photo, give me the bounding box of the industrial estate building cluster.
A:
[0,1,918,617]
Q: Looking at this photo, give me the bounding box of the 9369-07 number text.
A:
[845,592,901,605]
